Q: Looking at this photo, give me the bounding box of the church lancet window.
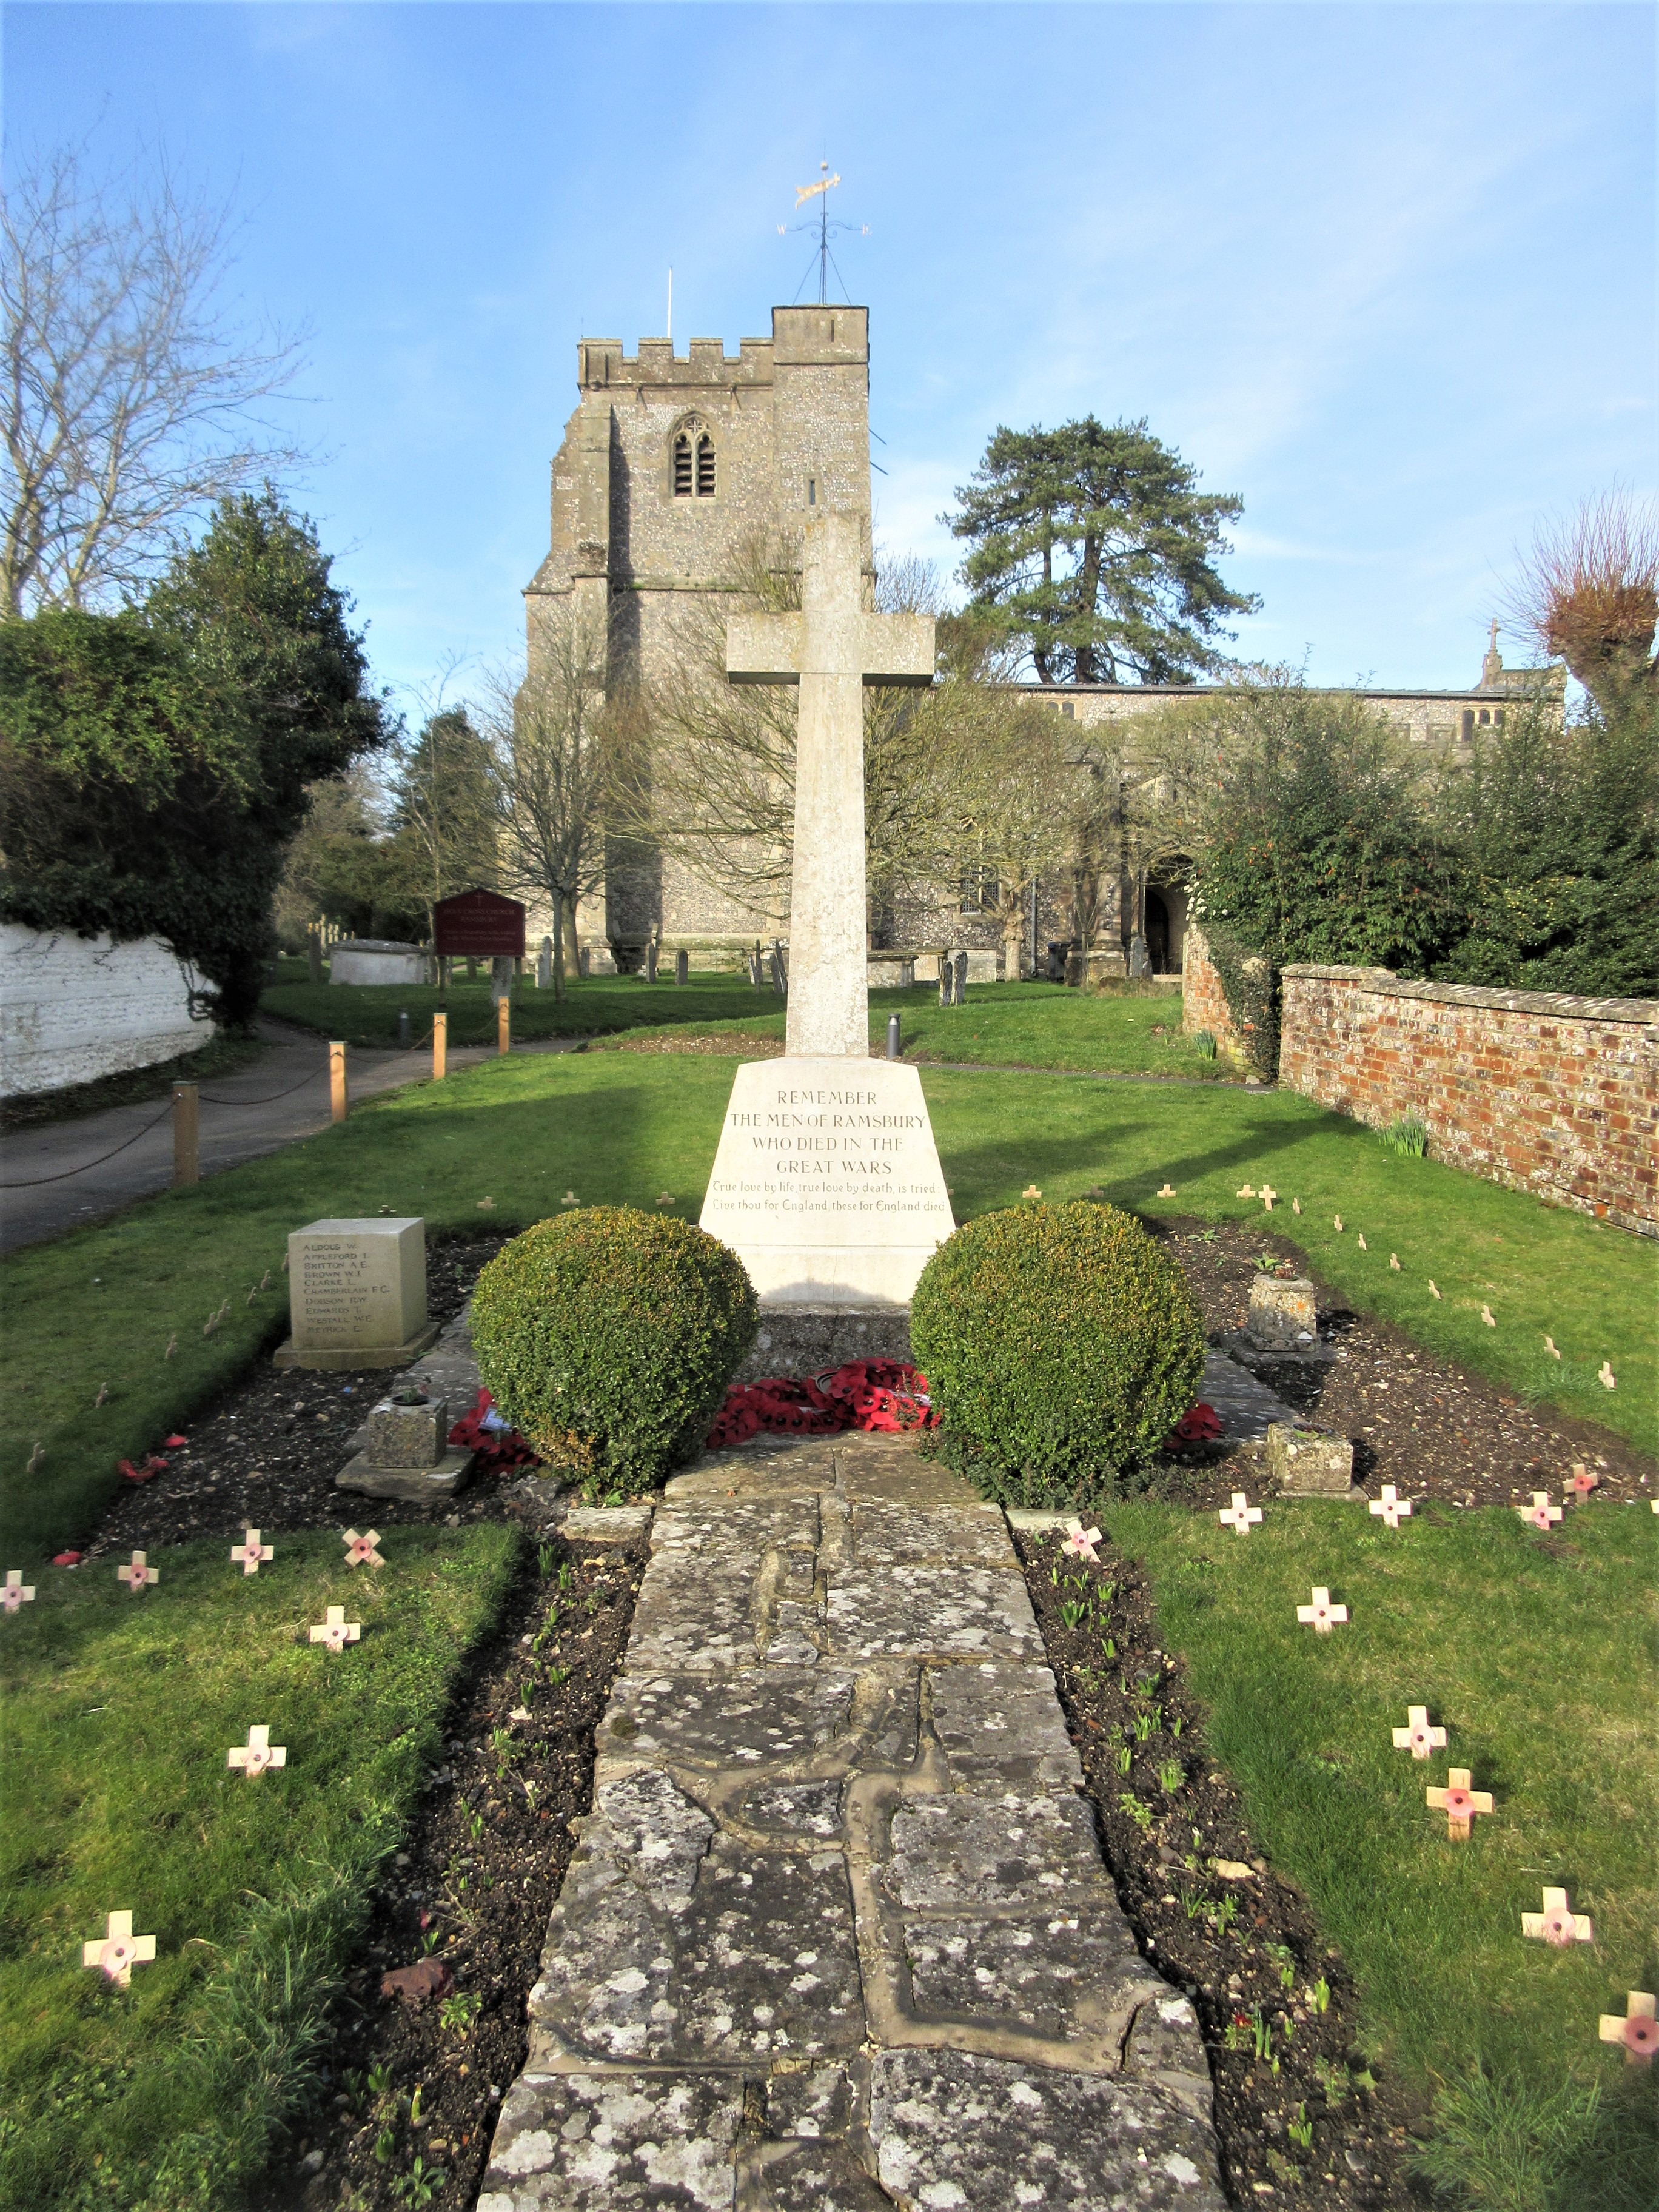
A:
[671,418,716,500]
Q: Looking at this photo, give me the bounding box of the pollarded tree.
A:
[1504,489,1658,716]
[945,416,1259,685]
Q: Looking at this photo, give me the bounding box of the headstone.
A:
[275,1218,438,1371]
[1391,1705,1446,1760]
[538,936,554,988]
[953,950,968,1004]
[490,954,514,1003]
[644,941,659,984]
[675,949,689,986]
[939,958,954,1010]
[1296,1585,1348,1633]
[337,1387,474,1503]
[748,947,763,987]
[1267,1422,1354,1495]
[227,1724,286,1778]
[1426,1767,1492,1842]
[769,940,788,995]
[307,935,323,984]
[1128,933,1151,977]
[578,945,591,977]
[1245,1275,1317,1350]
[82,1910,155,1986]
[702,510,951,1312]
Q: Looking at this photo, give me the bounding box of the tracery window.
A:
[672,421,716,499]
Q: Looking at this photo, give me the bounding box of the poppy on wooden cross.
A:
[1218,1493,1262,1536]
[1522,1888,1592,1948]
[2,1569,34,1613]
[1568,1466,1598,1504]
[117,1551,159,1593]
[227,1724,287,1779]
[1296,1586,1347,1634]
[1391,1705,1446,1760]
[1517,1492,1562,1532]
[230,1529,273,1577]
[1062,1525,1102,1563]
[1598,1991,1655,2065]
[342,1528,385,1569]
[1369,1485,1412,1529]
[82,1909,156,1986]
[309,1605,361,1654]
[1426,1766,1493,1841]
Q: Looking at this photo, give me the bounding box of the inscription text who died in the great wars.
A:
[707,1084,949,1218]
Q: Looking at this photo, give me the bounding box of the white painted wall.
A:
[0,923,212,1096]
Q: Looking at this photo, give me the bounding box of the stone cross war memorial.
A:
[698,507,956,1313]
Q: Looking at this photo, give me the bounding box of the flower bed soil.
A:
[256,1530,646,2212]
[1016,1524,1415,2207]
[1150,1219,1652,1510]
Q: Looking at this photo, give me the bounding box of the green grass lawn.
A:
[2,1050,1652,1564]
[0,1521,518,2212]
[261,967,778,1048]
[1106,1493,1658,2205]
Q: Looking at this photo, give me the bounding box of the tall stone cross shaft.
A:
[726,511,934,1057]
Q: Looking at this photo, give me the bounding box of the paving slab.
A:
[482,1429,1225,2210]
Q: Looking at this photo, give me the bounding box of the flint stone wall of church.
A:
[1279,965,1658,1236]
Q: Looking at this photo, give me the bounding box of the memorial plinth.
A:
[274,1216,439,1370]
[699,1058,954,1308]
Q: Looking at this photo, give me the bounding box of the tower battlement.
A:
[576,308,868,392]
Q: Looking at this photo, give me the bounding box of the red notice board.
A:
[433,889,526,959]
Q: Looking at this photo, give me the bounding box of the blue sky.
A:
[5,2,1654,707]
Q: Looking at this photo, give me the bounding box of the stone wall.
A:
[0,924,210,1096]
[1180,923,1235,1042]
[1279,964,1658,1235]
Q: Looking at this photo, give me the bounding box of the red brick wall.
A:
[1181,923,1235,1042]
[1279,965,1658,1235]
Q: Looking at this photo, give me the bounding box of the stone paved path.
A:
[480,1432,1225,2210]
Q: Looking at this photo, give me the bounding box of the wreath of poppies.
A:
[448,1389,540,1472]
[706,1360,939,1450]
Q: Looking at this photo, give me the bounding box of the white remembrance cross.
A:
[725,512,934,1056]
[700,509,955,1308]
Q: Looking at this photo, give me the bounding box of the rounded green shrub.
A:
[909,1199,1206,1507]
[469,1208,757,1498]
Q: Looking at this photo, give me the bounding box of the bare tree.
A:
[1505,489,1658,714]
[1,139,307,615]
[486,600,616,1001]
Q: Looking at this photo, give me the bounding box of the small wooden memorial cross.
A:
[725,511,934,1058]
[1568,1465,1598,1504]
[1296,1586,1347,1633]
[1598,1991,1657,2065]
[117,1550,159,1594]
[309,1605,361,1654]
[1369,1486,1412,1529]
[82,1909,156,1986]
[2,1569,35,1613]
[1061,1524,1101,1563]
[1218,1492,1263,1537]
[1522,1886,1592,1948]
[1391,1705,1446,1760]
[227,1724,287,1779]
[1517,1491,1562,1532]
[230,1529,273,1577]
[1426,1766,1493,1841]
[342,1527,384,1569]
[1259,1184,1277,1210]
[1156,1183,1177,1199]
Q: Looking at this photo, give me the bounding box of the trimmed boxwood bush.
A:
[909,1199,1205,1508]
[469,1208,757,1498]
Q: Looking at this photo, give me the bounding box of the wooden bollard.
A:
[329,1041,347,1122]
[497,997,510,1056]
[172,1083,199,1187]
[433,1012,447,1080]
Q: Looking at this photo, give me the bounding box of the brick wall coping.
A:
[1279,965,1659,1030]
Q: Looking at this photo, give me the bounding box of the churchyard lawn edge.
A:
[1,1048,1652,1563]
[0,1522,518,2212]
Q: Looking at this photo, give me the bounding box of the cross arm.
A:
[727,612,805,686]
[859,612,936,689]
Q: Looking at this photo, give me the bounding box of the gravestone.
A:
[490,954,514,1003]
[337,1384,473,1502]
[1267,1421,1356,1495]
[275,1217,438,1370]
[1128,933,1151,978]
[748,946,763,987]
[1245,1275,1318,1351]
[769,939,788,995]
[700,512,952,1315]
[953,950,968,1004]
[675,949,689,985]
[578,945,591,977]
[538,936,553,988]
[939,957,955,1010]
[645,941,659,984]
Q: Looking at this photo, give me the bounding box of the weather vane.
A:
[777,159,868,306]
